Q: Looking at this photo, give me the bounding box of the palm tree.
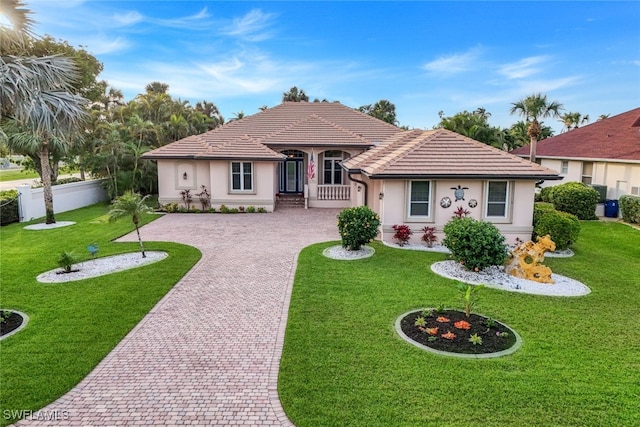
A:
[282,86,309,102]
[108,191,153,258]
[597,114,610,121]
[1,0,88,223]
[559,112,589,131]
[509,93,563,162]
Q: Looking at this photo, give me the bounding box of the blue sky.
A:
[21,1,640,131]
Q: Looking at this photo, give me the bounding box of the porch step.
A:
[276,194,305,209]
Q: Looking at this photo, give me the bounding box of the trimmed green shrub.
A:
[337,206,380,250]
[540,186,556,203]
[533,205,580,250]
[0,189,19,226]
[551,182,599,220]
[620,195,640,224]
[442,217,508,271]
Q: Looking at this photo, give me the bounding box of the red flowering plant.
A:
[392,224,412,247]
[420,226,437,248]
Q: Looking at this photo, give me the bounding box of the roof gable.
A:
[345,129,561,180]
[510,107,640,162]
[143,101,401,160]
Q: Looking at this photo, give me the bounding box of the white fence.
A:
[17,180,109,222]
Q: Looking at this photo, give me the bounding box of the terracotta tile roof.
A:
[143,101,401,160]
[344,129,561,180]
[510,107,640,162]
[202,135,285,161]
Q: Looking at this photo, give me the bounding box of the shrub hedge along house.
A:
[144,101,561,244]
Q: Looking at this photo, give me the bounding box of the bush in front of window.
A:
[392,224,412,246]
[551,182,599,220]
[442,217,508,271]
[337,206,380,251]
[619,195,640,224]
[533,204,580,250]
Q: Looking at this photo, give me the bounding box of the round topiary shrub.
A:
[442,218,508,271]
[551,182,599,220]
[337,206,380,250]
[539,186,556,203]
[619,195,640,224]
[533,206,580,250]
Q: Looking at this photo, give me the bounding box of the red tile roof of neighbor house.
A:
[510,107,640,163]
[343,129,561,180]
[143,101,402,160]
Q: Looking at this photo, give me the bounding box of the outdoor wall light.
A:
[183,172,188,180]
[379,192,384,200]
[357,185,361,192]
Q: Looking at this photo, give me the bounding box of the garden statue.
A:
[504,235,556,284]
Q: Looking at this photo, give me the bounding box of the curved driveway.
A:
[19,209,340,426]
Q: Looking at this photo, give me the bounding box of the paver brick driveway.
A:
[18,209,340,426]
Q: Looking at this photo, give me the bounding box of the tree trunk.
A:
[529,136,537,163]
[135,225,146,258]
[39,143,56,224]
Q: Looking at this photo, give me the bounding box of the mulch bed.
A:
[0,311,24,337]
[400,309,517,354]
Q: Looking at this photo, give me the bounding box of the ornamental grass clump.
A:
[337,206,380,250]
[442,217,508,271]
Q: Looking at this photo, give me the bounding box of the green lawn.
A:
[280,221,640,426]
[0,204,201,426]
[0,169,39,182]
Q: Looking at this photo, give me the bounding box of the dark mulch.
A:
[400,309,517,354]
[0,311,24,337]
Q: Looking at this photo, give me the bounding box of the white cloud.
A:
[86,36,131,55]
[221,9,277,41]
[498,56,550,79]
[422,47,483,75]
[113,11,143,26]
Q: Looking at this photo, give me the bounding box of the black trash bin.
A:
[604,200,619,218]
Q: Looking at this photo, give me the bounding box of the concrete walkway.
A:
[18,209,340,426]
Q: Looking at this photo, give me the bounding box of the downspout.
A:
[348,172,368,206]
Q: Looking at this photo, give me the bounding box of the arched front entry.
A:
[278,150,305,193]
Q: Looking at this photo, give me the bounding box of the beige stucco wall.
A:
[156,159,277,211]
[377,179,536,245]
[540,159,640,199]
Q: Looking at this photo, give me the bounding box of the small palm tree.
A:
[509,93,563,162]
[108,191,153,258]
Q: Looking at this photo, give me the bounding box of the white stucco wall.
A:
[378,179,536,245]
[157,159,277,211]
[539,159,640,199]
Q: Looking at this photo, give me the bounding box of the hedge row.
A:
[620,195,640,224]
[0,190,19,226]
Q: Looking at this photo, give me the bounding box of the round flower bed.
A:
[0,310,28,340]
[396,309,521,358]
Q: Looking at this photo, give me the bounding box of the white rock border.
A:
[431,260,590,297]
[395,308,523,359]
[24,221,75,230]
[382,240,451,254]
[322,245,375,260]
[0,310,29,341]
[36,251,168,283]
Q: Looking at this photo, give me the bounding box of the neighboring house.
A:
[142,101,401,212]
[510,107,640,200]
[342,129,560,245]
[144,101,560,244]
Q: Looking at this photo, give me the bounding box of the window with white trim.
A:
[408,181,431,217]
[581,162,593,185]
[486,181,509,218]
[561,160,569,174]
[231,162,253,191]
[322,150,344,185]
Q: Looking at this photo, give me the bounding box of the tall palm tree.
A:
[1,0,87,223]
[108,191,153,258]
[509,93,563,162]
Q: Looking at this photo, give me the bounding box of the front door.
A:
[280,159,303,193]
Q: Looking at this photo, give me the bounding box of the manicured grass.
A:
[0,204,201,426]
[0,169,39,182]
[280,221,640,426]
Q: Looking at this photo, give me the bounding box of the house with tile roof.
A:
[143,101,560,244]
[343,129,560,244]
[510,107,640,200]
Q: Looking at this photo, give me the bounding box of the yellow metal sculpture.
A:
[504,235,556,284]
